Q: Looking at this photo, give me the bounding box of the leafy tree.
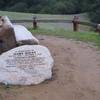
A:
[7,2,27,12]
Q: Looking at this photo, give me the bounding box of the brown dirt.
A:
[0,35,100,100]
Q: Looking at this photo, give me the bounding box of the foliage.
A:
[0,0,84,14]
[7,2,27,12]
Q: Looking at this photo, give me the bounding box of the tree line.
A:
[0,0,100,23]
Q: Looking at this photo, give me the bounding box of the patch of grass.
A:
[0,11,89,21]
[30,28,100,48]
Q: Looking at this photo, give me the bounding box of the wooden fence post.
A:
[72,16,79,31]
[96,24,100,34]
[33,16,37,29]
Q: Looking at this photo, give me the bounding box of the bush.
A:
[89,7,100,23]
[28,5,42,13]
[7,2,28,12]
[39,6,54,14]
[53,2,67,14]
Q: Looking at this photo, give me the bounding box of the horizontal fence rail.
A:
[11,19,72,23]
[11,19,96,27]
[11,19,100,33]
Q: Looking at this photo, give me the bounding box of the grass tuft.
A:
[29,28,100,48]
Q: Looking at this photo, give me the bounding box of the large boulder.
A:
[0,45,54,85]
[0,16,39,54]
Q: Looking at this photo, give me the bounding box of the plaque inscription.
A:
[5,49,46,69]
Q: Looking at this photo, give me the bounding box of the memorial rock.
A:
[0,45,54,85]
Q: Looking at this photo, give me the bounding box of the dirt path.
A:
[0,35,100,100]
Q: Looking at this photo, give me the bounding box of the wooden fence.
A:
[11,18,99,33]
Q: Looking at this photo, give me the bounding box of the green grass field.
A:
[0,11,89,21]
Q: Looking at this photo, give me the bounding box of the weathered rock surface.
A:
[0,45,54,85]
[0,16,16,54]
[13,25,39,45]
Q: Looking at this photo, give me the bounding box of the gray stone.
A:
[0,45,54,85]
[0,16,16,54]
[13,25,39,45]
